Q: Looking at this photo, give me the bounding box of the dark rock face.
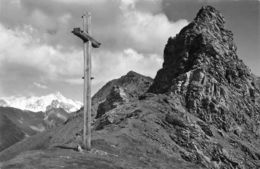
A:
[149,5,260,137]
[256,77,260,88]
[256,77,260,104]
[149,6,253,94]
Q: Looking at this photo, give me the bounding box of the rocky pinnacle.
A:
[149,5,260,138]
[149,6,254,95]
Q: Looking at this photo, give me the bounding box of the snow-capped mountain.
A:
[0,92,82,113]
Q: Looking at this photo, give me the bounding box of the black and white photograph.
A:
[0,0,259,168]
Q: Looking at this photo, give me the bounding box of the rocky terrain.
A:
[92,71,153,118]
[94,71,153,118]
[0,6,259,169]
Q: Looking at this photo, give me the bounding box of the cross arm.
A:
[72,28,101,48]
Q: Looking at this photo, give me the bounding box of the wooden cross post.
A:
[72,12,101,150]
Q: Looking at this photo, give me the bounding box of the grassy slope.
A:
[0,114,25,152]
[0,107,46,152]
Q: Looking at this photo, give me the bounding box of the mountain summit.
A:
[149,5,253,95]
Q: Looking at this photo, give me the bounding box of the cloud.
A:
[0,23,85,77]
[0,23,82,95]
[92,0,188,54]
[33,82,48,89]
[0,0,257,100]
[92,48,163,82]
[0,0,188,53]
[60,48,163,93]
[119,9,188,53]
[0,0,189,99]
[0,22,163,96]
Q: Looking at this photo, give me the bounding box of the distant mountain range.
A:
[0,92,81,152]
[0,92,82,113]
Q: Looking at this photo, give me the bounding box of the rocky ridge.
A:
[146,5,260,168]
[149,5,260,138]
[94,71,153,118]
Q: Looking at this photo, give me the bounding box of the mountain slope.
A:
[0,107,46,152]
[0,113,25,152]
[0,107,45,134]
[0,106,71,152]
[0,6,259,169]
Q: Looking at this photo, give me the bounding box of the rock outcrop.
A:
[96,86,128,119]
[44,108,69,128]
[149,5,260,138]
[145,5,260,168]
[149,6,255,95]
[92,71,153,117]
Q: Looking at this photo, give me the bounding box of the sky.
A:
[0,0,259,101]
